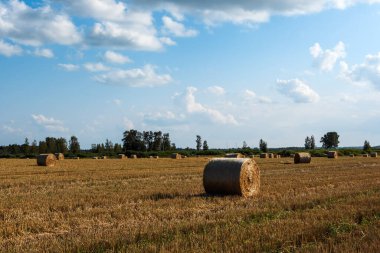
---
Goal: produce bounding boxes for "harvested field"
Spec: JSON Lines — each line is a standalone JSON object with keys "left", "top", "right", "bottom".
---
{"left": 0, "top": 157, "right": 380, "bottom": 252}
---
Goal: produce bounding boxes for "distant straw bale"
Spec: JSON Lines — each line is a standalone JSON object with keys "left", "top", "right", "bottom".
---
{"left": 130, "top": 155, "right": 137, "bottom": 159}
{"left": 102, "top": 156, "right": 108, "bottom": 159}
{"left": 260, "top": 153, "right": 268, "bottom": 158}
{"left": 203, "top": 158, "right": 260, "bottom": 197}
{"left": 268, "top": 153, "right": 274, "bottom": 158}
{"left": 224, "top": 153, "right": 244, "bottom": 158}
{"left": 54, "top": 153, "right": 64, "bottom": 160}
{"left": 363, "top": 154, "right": 369, "bottom": 157}
{"left": 349, "top": 154, "right": 355, "bottom": 157}
{"left": 371, "top": 152, "right": 378, "bottom": 158}
{"left": 274, "top": 154, "right": 281, "bottom": 158}
{"left": 118, "top": 154, "right": 126, "bottom": 159}
{"left": 37, "top": 154, "right": 56, "bottom": 167}
{"left": 294, "top": 152, "right": 311, "bottom": 164}
{"left": 171, "top": 153, "right": 181, "bottom": 159}
{"left": 92, "top": 156, "right": 98, "bottom": 159}
{"left": 327, "top": 151, "right": 338, "bottom": 159}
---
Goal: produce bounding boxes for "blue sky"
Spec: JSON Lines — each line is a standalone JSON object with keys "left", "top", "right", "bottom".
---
{"left": 1, "top": 0, "right": 380, "bottom": 149}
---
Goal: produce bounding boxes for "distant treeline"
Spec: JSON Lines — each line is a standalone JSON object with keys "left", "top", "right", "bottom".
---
{"left": 0, "top": 129, "right": 378, "bottom": 158}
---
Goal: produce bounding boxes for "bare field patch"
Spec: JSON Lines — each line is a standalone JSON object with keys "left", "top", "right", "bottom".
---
{"left": 1, "top": 157, "right": 380, "bottom": 252}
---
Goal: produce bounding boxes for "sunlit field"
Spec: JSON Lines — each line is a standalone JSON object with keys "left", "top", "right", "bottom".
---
{"left": 1, "top": 157, "right": 379, "bottom": 252}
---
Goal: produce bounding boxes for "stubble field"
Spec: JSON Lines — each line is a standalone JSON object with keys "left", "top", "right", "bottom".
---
{"left": 1, "top": 157, "right": 380, "bottom": 252}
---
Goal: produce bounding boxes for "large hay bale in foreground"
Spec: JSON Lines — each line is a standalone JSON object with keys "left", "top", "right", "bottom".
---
{"left": 327, "top": 151, "right": 338, "bottom": 159}
{"left": 54, "top": 153, "right": 64, "bottom": 160}
{"left": 260, "top": 153, "right": 268, "bottom": 158}
{"left": 294, "top": 152, "right": 311, "bottom": 164}
{"left": 203, "top": 158, "right": 260, "bottom": 197}
{"left": 37, "top": 154, "right": 56, "bottom": 167}
{"left": 171, "top": 153, "right": 181, "bottom": 159}
{"left": 371, "top": 152, "right": 378, "bottom": 158}
{"left": 118, "top": 154, "right": 126, "bottom": 159}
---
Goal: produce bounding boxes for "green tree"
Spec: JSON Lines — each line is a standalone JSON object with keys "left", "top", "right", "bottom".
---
{"left": 310, "top": 135, "right": 316, "bottom": 149}
{"left": 320, "top": 132, "right": 340, "bottom": 149}
{"left": 259, "top": 139, "right": 268, "bottom": 152}
{"left": 56, "top": 137, "right": 68, "bottom": 153}
{"left": 363, "top": 140, "right": 371, "bottom": 152}
{"left": 21, "top": 137, "right": 30, "bottom": 155}
{"left": 304, "top": 136, "right": 311, "bottom": 149}
{"left": 242, "top": 141, "right": 248, "bottom": 149}
{"left": 69, "top": 136, "right": 80, "bottom": 154}
{"left": 45, "top": 137, "right": 57, "bottom": 153}
{"left": 196, "top": 135, "right": 202, "bottom": 151}
{"left": 162, "top": 133, "right": 171, "bottom": 151}
{"left": 31, "top": 140, "right": 38, "bottom": 155}
{"left": 39, "top": 141, "right": 47, "bottom": 154}
{"left": 152, "top": 131, "right": 162, "bottom": 151}
{"left": 203, "top": 140, "right": 209, "bottom": 151}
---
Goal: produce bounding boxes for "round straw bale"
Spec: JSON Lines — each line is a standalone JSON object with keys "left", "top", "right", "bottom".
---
{"left": 371, "top": 152, "right": 378, "bottom": 157}
{"left": 224, "top": 153, "right": 244, "bottom": 158}
{"left": 260, "top": 153, "right": 268, "bottom": 158}
{"left": 118, "top": 154, "right": 126, "bottom": 159}
{"left": 268, "top": 153, "right": 274, "bottom": 158}
{"left": 54, "top": 153, "right": 64, "bottom": 160}
{"left": 171, "top": 153, "right": 181, "bottom": 159}
{"left": 363, "top": 154, "right": 369, "bottom": 157}
{"left": 130, "top": 155, "right": 137, "bottom": 159}
{"left": 327, "top": 151, "right": 338, "bottom": 159}
{"left": 203, "top": 158, "right": 260, "bottom": 197}
{"left": 294, "top": 152, "right": 311, "bottom": 164}
{"left": 37, "top": 154, "right": 56, "bottom": 167}
{"left": 349, "top": 154, "right": 355, "bottom": 157}
{"left": 92, "top": 156, "right": 98, "bottom": 159}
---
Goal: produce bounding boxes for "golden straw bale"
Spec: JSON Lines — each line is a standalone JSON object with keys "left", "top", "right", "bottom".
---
{"left": 363, "top": 154, "right": 369, "bottom": 157}
{"left": 294, "top": 152, "right": 311, "bottom": 164}
{"left": 371, "top": 152, "right": 378, "bottom": 158}
{"left": 37, "top": 154, "right": 56, "bottom": 167}
{"left": 327, "top": 151, "right": 338, "bottom": 159}
{"left": 130, "top": 155, "right": 137, "bottom": 159}
{"left": 171, "top": 153, "right": 181, "bottom": 159}
{"left": 118, "top": 154, "right": 126, "bottom": 159}
{"left": 203, "top": 158, "right": 260, "bottom": 197}
{"left": 224, "top": 153, "right": 244, "bottom": 158}
{"left": 260, "top": 153, "right": 268, "bottom": 158}
{"left": 54, "top": 153, "right": 64, "bottom": 160}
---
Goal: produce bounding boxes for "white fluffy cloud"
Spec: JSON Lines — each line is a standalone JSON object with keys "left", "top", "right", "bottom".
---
{"left": 277, "top": 78, "right": 320, "bottom": 103}
{"left": 309, "top": 41, "right": 346, "bottom": 71}
{"left": 243, "top": 89, "right": 272, "bottom": 104}
{"left": 84, "top": 62, "right": 109, "bottom": 72}
{"left": 0, "top": 0, "right": 81, "bottom": 46}
{"left": 0, "top": 40, "right": 22, "bottom": 56}
{"left": 33, "top": 48, "right": 54, "bottom": 58}
{"left": 31, "top": 114, "right": 68, "bottom": 132}
{"left": 340, "top": 53, "right": 380, "bottom": 90}
{"left": 206, "top": 86, "right": 225, "bottom": 96}
{"left": 58, "top": 63, "right": 80, "bottom": 71}
{"left": 104, "top": 50, "right": 131, "bottom": 64}
{"left": 138, "top": 0, "right": 373, "bottom": 26}
{"left": 162, "top": 16, "right": 198, "bottom": 37}
{"left": 87, "top": 20, "right": 162, "bottom": 51}
{"left": 94, "top": 64, "right": 172, "bottom": 87}
{"left": 185, "top": 87, "right": 238, "bottom": 125}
